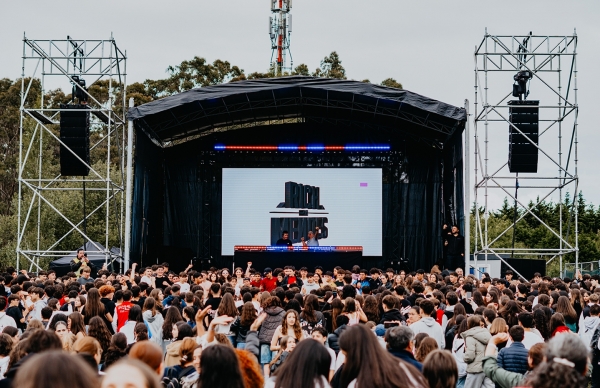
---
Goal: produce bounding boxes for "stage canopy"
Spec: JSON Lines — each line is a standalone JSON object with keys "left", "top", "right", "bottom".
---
{"left": 128, "top": 76, "right": 467, "bottom": 272}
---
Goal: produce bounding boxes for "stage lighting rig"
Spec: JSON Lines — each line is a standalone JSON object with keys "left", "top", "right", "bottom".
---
{"left": 71, "top": 75, "right": 88, "bottom": 103}
{"left": 512, "top": 70, "right": 532, "bottom": 101}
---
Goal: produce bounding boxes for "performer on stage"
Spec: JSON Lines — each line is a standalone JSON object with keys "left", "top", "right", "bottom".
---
{"left": 275, "top": 230, "right": 293, "bottom": 246}
{"left": 301, "top": 226, "right": 321, "bottom": 247}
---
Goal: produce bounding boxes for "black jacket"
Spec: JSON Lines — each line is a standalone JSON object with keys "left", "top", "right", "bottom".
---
{"left": 388, "top": 349, "right": 423, "bottom": 372}
{"left": 379, "top": 309, "right": 405, "bottom": 324}
{"left": 328, "top": 324, "right": 348, "bottom": 354}
{"left": 445, "top": 234, "right": 465, "bottom": 256}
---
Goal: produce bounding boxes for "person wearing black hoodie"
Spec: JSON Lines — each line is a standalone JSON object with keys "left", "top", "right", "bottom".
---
{"left": 379, "top": 295, "right": 405, "bottom": 324}
{"left": 327, "top": 315, "right": 350, "bottom": 355}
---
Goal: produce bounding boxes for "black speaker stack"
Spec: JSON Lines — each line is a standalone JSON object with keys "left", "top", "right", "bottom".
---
{"left": 59, "top": 104, "right": 90, "bottom": 176}
{"left": 508, "top": 100, "right": 539, "bottom": 173}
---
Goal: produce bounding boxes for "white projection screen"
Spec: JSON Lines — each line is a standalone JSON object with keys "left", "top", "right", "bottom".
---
{"left": 222, "top": 168, "right": 382, "bottom": 256}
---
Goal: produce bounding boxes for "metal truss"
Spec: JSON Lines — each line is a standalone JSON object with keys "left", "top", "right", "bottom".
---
{"left": 472, "top": 30, "right": 578, "bottom": 278}
{"left": 17, "top": 34, "right": 128, "bottom": 272}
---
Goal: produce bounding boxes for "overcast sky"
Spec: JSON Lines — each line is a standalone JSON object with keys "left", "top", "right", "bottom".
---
{"left": 2, "top": 0, "right": 599, "bottom": 209}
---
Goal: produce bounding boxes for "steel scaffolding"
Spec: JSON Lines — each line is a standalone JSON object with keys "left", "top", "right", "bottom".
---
{"left": 473, "top": 30, "right": 578, "bottom": 278}
{"left": 17, "top": 34, "right": 128, "bottom": 272}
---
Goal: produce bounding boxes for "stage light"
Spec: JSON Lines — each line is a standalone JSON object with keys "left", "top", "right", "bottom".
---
{"left": 234, "top": 245, "right": 363, "bottom": 252}
{"left": 214, "top": 144, "right": 390, "bottom": 152}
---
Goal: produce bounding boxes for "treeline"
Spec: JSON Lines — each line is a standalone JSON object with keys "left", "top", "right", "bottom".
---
{"left": 470, "top": 193, "right": 600, "bottom": 274}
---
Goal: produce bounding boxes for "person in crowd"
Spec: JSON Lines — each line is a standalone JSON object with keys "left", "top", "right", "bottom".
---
{"left": 267, "top": 335, "right": 296, "bottom": 376}
{"left": 68, "top": 312, "right": 87, "bottom": 341}
{"left": 162, "top": 337, "right": 198, "bottom": 384}
{"left": 408, "top": 300, "right": 445, "bottom": 348}
{"left": 119, "top": 305, "right": 146, "bottom": 345}
{"left": 517, "top": 312, "right": 545, "bottom": 349}
{"left": 555, "top": 296, "right": 578, "bottom": 332}
{"left": 461, "top": 315, "right": 493, "bottom": 388}
{"left": 271, "top": 309, "right": 303, "bottom": 356}
{"left": 334, "top": 324, "right": 428, "bottom": 388}
{"left": 384, "top": 325, "right": 422, "bottom": 371}
{"left": 265, "top": 338, "right": 331, "bottom": 388}
{"left": 13, "top": 350, "right": 99, "bottom": 388}
{"left": 129, "top": 340, "right": 164, "bottom": 378}
{"left": 422, "top": 350, "right": 458, "bottom": 388}
{"left": 0, "top": 334, "right": 13, "bottom": 379}
{"left": 102, "top": 332, "right": 128, "bottom": 371}
{"left": 164, "top": 322, "right": 193, "bottom": 367}
{"left": 87, "top": 316, "right": 112, "bottom": 363}
{"left": 102, "top": 358, "right": 162, "bottom": 388}
{"left": 549, "top": 313, "right": 571, "bottom": 337}
{"left": 73, "top": 336, "right": 103, "bottom": 373}
{"left": 415, "top": 337, "right": 438, "bottom": 363}
{"left": 142, "top": 297, "right": 164, "bottom": 346}
{"left": 311, "top": 326, "right": 338, "bottom": 381}
{"left": 496, "top": 325, "right": 529, "bottom": 374}
{"left": 299, "top": 294, "right": 324, "bottom": 336}
{"left": 194, "top": 344, "right": 246, "bottom": 388}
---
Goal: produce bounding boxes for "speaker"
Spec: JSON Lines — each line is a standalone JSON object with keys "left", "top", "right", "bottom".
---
{"left": 60, "top": 104, "right": 90, "bottom": 176}
{"left": 508, "top": 100, "right": 539, "bottom": 173}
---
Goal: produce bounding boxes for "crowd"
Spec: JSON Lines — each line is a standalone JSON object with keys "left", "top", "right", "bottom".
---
{"left": 0, "top": 248, "right": 597, "bottom": 388}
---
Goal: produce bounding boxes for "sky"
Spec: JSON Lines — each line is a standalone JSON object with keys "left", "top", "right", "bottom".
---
{"left": 1, "top": 0, "right": 599, "bottom": 210}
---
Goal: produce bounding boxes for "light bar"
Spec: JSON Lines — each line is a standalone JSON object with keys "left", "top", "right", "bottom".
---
{"left": 214, "top": 145, "right": 389, "bottom": 151}
{"left": 234, "top": 245, "right": 363, "bottom": 252}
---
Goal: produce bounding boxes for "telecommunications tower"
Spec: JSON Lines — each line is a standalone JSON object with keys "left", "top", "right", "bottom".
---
{"left": 269, "top": 0, "right": 292, "bottom": 75}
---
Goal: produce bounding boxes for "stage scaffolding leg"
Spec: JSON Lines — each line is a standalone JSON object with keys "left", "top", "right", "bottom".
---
{"left": 124, "top": 97, "right": 134, "bottom": 272}
{"left": 464, "top": 99, "right": 470, "bottom": 273}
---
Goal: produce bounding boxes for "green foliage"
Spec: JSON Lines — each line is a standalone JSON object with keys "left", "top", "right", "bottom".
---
{"left": 470, "top": 194, "right": 600, "bottom": 276}
{"left": 380, "top": 78, "right": 403, "bottom": 89}
{"left": 313, "top": 51, "right": 346, "bottom": 79}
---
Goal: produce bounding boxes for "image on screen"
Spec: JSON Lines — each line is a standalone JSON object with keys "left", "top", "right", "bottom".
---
{"left": 222, "top": 168, "right": 382, "bottom": 256}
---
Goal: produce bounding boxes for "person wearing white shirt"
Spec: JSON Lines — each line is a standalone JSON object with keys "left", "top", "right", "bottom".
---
{"left": 409, "top": 300, "right": 445, "bottom": 349}
{"left": 518, "top": 312, "right": 544, "bottom": 350}
{"left": 312, "top": 327, "right": 337, "bottom": 381}
{"left": 178, "top": 272, "right": 191, "bottom": 294}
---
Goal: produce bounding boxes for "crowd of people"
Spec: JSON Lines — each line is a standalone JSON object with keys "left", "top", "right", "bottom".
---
{"left": 0, "top": 248, "right": 597, "bottom": 388}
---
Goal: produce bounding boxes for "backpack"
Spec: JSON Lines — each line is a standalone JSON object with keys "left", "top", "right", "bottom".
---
{"left": 162, "top": 365, "right": 195, "bottom": 388}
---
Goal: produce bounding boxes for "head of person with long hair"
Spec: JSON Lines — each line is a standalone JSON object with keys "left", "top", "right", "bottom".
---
{"left": 129, "top": 340, "right": 164, "bottom": 377}
{"left": 331, "top": 298, "right": 344, "bottom": 330}
{"left": 74, "top": 336, "right": 103, "bottom": 368}
{"left": 533, "top": 308, "right": 550, "bottom": 340}
{"left": 87, "top": 316, "right": 112, "bottom": 356}
{"left": 362, "top": 295, "right": 380, "bottom": 323}
{"left": 178, "top": 337, "right": 199, "bottom": 367}
{"left": 422, "top": 350, "right": 458, "bottom": 388}
{"left": 196, "top": 344, "right": 245, "bottom": 388}
{"left": 135, "top": 322, "right": 149, "bottom": 342}
{"left": 240, "top": 302, "right": 258, "bottom": 327}
{"left": 338, "top": 324, "right": 428, "bottom": 388}
{"left": 103, "top": 332, "right": 128, "bottom": 370}
{"left": 128, "top": 304, "right": 144, "bottom": 324}
{"left": 415, "top": 337, "right": 438, "bottom": 363}
{"left": 235, "top": 348, "right": 264, "bottom": 388}
{"left": 102, "top": 358, "right": 162, "bottom": 388}
{"left": 555, "top": 296, "right": 578, "bottom": 322}
{"left": 271, "top": 337, "right": 330, "bottom": 388}
{"left": 84, "top": 288, "right": 106, "bottom": 320}
{"left": 524, "top": 334, "right": 588, "bottom": 388}
{"left": 14, "top": 350, "right": 99, "bottom": 388}
{"left": 143, "top": 297, "right": 158, "bottom": 316}
{"left": 281, "top": 309, "right": 303, "bottom": 341}
{"left": 162, "top": 306, "right": 184, "bottom": 341}
{"left": 48, "top": 313, "right": 68, "bottom": 332}
{"left": 489, "top": 317, "right": 508, "bottom": 335}
{"left": 499, "top": 300, "right": 521, "bottom": 327}
{"left": 301, "top": 294, "right": 320, "bottom": 323}
{"left": 175, "top": 322, "right": 194, "bottom": 341}
{"left": 217, "top": 293, "right": 239, "bottom": 318}
{"left": 549, "top": 313, "right": 567, "bottom": 335}
{"left": 68, "top": 312, "right": 86, "bottom": 336}
{"left": 342, "top": 298, "right": 357, "bottom": 313}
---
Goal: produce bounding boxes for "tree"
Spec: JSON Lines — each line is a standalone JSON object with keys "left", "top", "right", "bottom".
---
{"left": 313, "top": 52, "right": 346, "bottom": 79}
{"left": 292, "top": 64, "right": 310, "bottom": 76}
{"left": 381, "top": 78, "right": 403, "bottom": 89}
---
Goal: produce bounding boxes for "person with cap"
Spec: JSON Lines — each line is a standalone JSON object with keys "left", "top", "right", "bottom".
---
{"left": 260, "top": 268, "right": 278, "bottom": 293}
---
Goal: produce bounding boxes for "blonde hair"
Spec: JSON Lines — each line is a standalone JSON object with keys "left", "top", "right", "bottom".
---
{"left": 489, "top": 317, "right": 508, "bottom": 335}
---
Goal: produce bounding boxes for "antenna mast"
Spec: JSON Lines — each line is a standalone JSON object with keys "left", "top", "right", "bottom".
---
{"left": 269, "top": 0, "right": 292, "bottom": 75}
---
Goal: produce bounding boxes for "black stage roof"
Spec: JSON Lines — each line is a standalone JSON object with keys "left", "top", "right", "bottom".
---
{"left": 128, "top": 76, "right": 467, "bottom": 147}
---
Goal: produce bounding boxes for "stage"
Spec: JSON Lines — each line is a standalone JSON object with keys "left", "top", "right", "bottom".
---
{"left": 128, "top": 77, "right": 467, "bottom": 272}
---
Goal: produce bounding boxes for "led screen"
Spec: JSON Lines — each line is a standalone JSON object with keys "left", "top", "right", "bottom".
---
{"left": 222, "top": 168, "right": 382, "bottom": 256}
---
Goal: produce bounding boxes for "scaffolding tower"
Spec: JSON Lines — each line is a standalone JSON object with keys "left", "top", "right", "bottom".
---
{"left": 472, "top": 30, "right": 579, "bottom": 278}
{"left": 17, "top": 34, "right": 128, "bottom": 272}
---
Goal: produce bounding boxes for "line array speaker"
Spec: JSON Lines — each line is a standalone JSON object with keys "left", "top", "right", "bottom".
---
{"left": 60, "top": 104, "right": 90, "bottom": 176}
{"left": 508, "top": 100, "right": 539, "bottom": 173}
